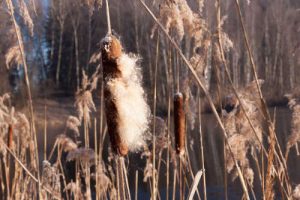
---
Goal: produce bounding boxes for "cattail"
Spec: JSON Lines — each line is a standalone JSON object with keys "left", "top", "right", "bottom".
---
{"left": 101, "top": 35, "right": 150, "bottom": 156}
{"left": 7, "top": 124, "right": 13, "bottom": 149}
{"left": 174, "top": 92, "right": 185, "bottom": 156}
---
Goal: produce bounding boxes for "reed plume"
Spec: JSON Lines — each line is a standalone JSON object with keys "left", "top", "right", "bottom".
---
{"left": 285, "top": 90, "right": 300, "bottom": 158}
{"left": 293, "top": 184, "right": 300, "bottom": 200}
{"left": 5, "top": 45, "right": 22, "bottom": 69}
{"left": 66, "top": 116, "right": 81, "bottom": 137}
{"left": 222, "top": 80, "right": 264, "bottom": 185}
{"left": 18, "top": 0, "right": 34, "bottom": 36}
{"left": 101, "top": 34, "right": 150, "bottom": 156}
{"left": 41, "top": 161, "right": 61, "bottom": 198}
{"left": 75, "top": 71, "right": 97, "bottom": 125}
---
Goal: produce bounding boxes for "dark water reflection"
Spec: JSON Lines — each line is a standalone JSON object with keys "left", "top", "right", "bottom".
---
{"left": 126, "top": 106, "right": 300, "bottom": 199}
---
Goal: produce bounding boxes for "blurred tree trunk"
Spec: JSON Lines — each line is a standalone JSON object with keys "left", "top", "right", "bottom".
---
{"left": 55, "top": 0, "right": 66, "bottom": 86}
{"left": 86, "top": 9, "right": 93, "bottom": 69}
{"left": 74, "top": 27, "right": 80, "bottom": 90}
{"left": 56, "top": 23, "right": 64, "bottom": 85}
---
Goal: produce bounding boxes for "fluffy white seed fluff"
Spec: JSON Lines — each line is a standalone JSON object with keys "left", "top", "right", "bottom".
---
{"left": 106, "top": 53, "right": 150, "bottom": 152}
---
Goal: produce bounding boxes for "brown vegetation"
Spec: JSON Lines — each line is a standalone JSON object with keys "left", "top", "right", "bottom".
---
{"left": 0, "top": 0, "right": 299, "bottom": 199}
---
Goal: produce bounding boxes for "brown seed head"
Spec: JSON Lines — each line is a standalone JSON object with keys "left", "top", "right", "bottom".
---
{"left": 101, "top": 35, "right": 122, "bottom": 61}
{"left": 174, "top": 92, "right": 185, "bottom": 156}
{"left": 101, "top": 35, "right": 122, "bottom": 79}
{"left": 7, "top": 124, "right": 13, "bottom": 149}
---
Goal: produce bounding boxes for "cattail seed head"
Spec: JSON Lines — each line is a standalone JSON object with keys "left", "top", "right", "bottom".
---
{"left": 102, "top": 35, "right": 128, "bottom": 156}
{"left": 7, "top": 124, "right": 13, "bottom": 149}
{"left": 174, "top": 92, "right": 185, "bottom": 156}
{"left": 101, "top": 35, "right": 150, "bottom": 156}
{"left": 101, "top": 35, "right": 122, "bottom": 64}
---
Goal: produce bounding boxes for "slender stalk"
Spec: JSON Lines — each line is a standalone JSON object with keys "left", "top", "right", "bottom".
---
{"left": 44, "top": 105, "right": 47, "bottom": 161}
{"left": 214, "top": 2, "right": 228, "bottom": 200}
{"left": 121, "top": 158, "right": 131, "bottom": 200}
{"left": 135, "top": 170, "right": 138, "bottom": 200}
{"left": 164, "top": 42, "right": 172, "bottom": 200}
{"left": 99, "top": 82, "right": 104, "bottom": 159}
{"left": 94, "top": 119, "right": 99, "bottom": 200}
{"left": 198, "top": 95, "right": 207, "bottom": 200}
{"left": 172, "top": 169, "right": 177, "bottom": 200}
{"left": 105, "top": 0, "right": 112, "bottom": 34}
{"left": 152, "top": 32, "right": 159, "bottom": 200}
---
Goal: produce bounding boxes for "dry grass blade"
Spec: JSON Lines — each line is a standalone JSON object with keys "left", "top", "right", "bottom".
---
{"left": 187, "top": 170, "right": 203, "bottom": 200}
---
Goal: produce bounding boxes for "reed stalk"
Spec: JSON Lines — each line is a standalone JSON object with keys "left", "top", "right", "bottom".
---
{"left": 151, "top": 32, "right": 159, "bottom": 200}
{"left": 135, "top": 170, "right": 138, "bottom": 200}
{"left": 198, "top": 94, "right": 207, "bottom": 200}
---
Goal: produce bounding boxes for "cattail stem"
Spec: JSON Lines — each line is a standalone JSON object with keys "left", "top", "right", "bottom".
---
{"left": 172, "top": 169, "right": 177, "bottom": 200}
{"left": 135, "top": 170, "right": 138, "bottom": 200}
{"left": 179, "top": 159, "right": 183, "bottom": 200}
{"left": 174, "top": 93, "right": 185, "bottom": 156}
{"left": 105, "top": 0, "right": 112, "bottom": 35}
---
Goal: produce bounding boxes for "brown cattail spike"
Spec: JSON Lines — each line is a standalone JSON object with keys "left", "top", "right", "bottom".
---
{"left": 174, "top": 92, "right": 185, "bottom": 156}
{"left": 101, "top": 35, "right": 128, "bottom": 156}
{"left": 7, "top": 124, "right": 13, "bottom": 149}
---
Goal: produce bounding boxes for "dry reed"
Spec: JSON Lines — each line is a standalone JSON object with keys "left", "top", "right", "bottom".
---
{"left": 293, "top": 184, "right": 300, "bottom": 200}
{"left": 222, "top": 80, "right": 264, "bottom": 185}
{"left": 285, "top": 92, "right": 300, "bottom": 158}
